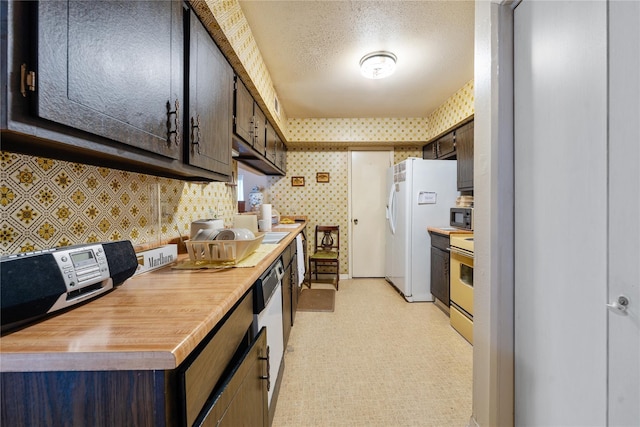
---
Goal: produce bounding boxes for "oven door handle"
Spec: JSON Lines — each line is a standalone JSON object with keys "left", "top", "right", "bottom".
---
{"left": 449, "top": 246, "right": 474, "bottom": 259}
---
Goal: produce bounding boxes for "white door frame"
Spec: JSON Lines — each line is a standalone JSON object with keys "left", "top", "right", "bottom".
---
{"left": 347, "top": 148, "right": 393, "bottom": 279}
{"left": 472, "top": 1, "right": 516, "bottom": 426}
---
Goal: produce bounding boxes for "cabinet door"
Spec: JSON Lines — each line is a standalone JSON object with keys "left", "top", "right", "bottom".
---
{"left": 276, "top": 138, "right": 287, "bottom": 172}
{"left": 430, "top": 246, "right": 450, "bottom": 305}
{"left": 282, "top": 263, "right": 293, "bottom": 347}
{"left": 199, "top": 329, "right": 268, "bottom": 427}
{"left": 437, "top": 132, "right": 456, "bottom": 158}
{"left": 234, "top": 77, "right": 254, "bottom": 145}
{"left": 187, "top": 14, "right": 232, "bottom": 177}
{"left": 265, "top": 122, "right": 278, "bottom": 164}
{"left": 291, "top": 249, "right": 299, "bottom": 324}
{"left": 423, "top": 141, "right": 438, "bottom": 159}
{"left": 37, "top": 1, "right": 182, "bottom": 159}
{"left": 456, "top": 121, "right": 474, "bottom": 190}
{"left": 253, "top": 107, "right": 267, "bottom": 155}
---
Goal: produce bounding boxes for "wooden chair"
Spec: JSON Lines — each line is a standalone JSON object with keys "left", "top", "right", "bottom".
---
{"left": 307, "top": 225, "right": 340, "bottom": 290}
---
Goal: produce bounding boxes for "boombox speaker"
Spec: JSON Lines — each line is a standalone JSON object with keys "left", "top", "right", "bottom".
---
{"left": 1, "top": 240, "right": 138, "bottom": 333}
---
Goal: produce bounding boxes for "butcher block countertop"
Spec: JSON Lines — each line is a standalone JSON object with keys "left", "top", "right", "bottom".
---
{"left": 0, "top": 223, "right": 306, "bottom": 373}
{"left": 427, "top": 226, "right": 474, "bottom": 236}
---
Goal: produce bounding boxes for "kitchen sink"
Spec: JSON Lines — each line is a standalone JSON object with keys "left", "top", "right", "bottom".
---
{"left": 261, "top": 232, "right": 290, "bottom": 244}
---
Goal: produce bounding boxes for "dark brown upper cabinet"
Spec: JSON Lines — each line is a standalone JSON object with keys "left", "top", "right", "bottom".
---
{"left": 265, "top": 121, "right": 278, "bottom": 164}
{"left": 276, "top": 138, "right": 287, "bottom": 172}
{"left": 455, "top": 120, "right": 474, "bottom": 191}
{"left": 253, "top": 107, "right": 267, "bottom": 156}
{"left": 186, "top": 11, "right": 233, "bottom": 177}
{"left": 233, "top": 76, "right": 266, "bottom": 154}
{"left": 1, "top": 1, "right": 232, "bottom": 182}
{"left": 423, "top": 132, "right": 456, "bottom": 160}
{"left": 36, "top": 0, "right": 183, "bottom": 160}
{"left": 232, "top": 76, "right": 285, "bottom": 176}
{"left": 422, "top": 119, "right": 474, "bottom": 191}
{"left": 233, "top": 77, "right": 255, "bottom": 146}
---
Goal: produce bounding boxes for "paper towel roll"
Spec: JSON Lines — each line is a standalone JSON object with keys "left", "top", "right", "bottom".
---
{"left": 233, "top": 214, "right": 258, "bottom": 234}
{"left": 260, "top": 204, "right": 272, "bottom": 231}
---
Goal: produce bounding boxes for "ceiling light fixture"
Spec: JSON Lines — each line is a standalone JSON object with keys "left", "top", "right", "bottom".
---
{"left": 359, "top": 51, "right": 397, "bottom": 79}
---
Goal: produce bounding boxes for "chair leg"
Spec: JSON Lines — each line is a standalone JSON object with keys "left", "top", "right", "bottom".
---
{"left": 336, "top": 260, "right": 339, "bottom": 291}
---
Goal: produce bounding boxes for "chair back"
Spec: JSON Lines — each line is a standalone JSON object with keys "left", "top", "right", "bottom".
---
{"left": 314, "top": 225, "right": 339, "bottom": 253}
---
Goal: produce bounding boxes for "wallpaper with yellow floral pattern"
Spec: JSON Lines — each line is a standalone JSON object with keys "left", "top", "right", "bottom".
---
{"left": 0, "top": 151, "right": 237, "bottom": 255}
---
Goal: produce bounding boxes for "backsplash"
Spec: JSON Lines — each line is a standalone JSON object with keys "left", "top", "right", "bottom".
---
{"left": 0, "top": 151, "right": 237, "bottom": 255}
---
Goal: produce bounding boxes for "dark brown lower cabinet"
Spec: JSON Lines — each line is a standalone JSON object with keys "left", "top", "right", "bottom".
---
{"left": 430, "top": 232, "right": 450, "bottom": 306}
{"left": 0, "top": 369, "right": 174, "bottom": 426}
{"left": 0, "top": 290, "right": 267, "bottom": 427}
{"left": 281, "top": 238, "right": 297, "bottom": 347}
{"left": 198, "top": 328, "right": 268, "bottom": 427}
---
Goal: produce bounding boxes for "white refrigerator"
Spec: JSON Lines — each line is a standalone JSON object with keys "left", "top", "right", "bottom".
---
{"left": 385, "top": 158, "right": 458, "bottom": 302}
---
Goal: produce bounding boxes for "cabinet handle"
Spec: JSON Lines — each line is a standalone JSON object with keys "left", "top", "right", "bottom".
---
{"left": 433, "top": 144, "right": 437, "bottom": 158}
{"left": 259, "top": 345, "right": 271, "bottom": 391}
{"left": 191, "top": 114, "right": 201, "bottom": 154}
{"left": 20, "top": 63, "right": 36, "bottom": 97}
{"left": 166, "top": 99, "right": 180, "bottom": 146}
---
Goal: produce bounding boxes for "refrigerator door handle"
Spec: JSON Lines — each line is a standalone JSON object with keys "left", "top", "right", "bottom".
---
{"left": 387, "top": 185, "right": 396, "bottom": 235}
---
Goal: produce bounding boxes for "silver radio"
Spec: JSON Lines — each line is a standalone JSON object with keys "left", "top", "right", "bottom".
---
{"left": 1, "top": 240, "right": 137, "bottom": 333}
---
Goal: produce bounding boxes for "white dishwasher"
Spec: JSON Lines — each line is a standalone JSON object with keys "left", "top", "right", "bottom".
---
{"left": 252, "top": 258, "right": 285, "bottom": 410}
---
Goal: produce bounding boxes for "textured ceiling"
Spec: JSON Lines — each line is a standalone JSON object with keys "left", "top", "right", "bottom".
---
{"left": 239, "top": 0, "right": 475, "bottom": 119}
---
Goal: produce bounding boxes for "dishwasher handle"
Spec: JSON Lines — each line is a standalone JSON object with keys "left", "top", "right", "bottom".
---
{"left": 259, "top": 345, "right": 271, "bottom": 391}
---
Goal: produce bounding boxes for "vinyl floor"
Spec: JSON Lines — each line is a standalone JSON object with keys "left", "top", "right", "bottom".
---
{"left": 272, "top": 278, "right": 473, "bottom": 427}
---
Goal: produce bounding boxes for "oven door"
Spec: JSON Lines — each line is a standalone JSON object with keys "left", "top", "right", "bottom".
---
{"left": 450, "top": 248, "right": 474, "bottom": 316}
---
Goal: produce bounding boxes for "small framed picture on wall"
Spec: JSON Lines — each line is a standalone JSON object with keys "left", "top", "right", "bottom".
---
{"left": 316, "top": 172, "right": 330, "bottom": 183}
{"left": 291, "top": 176, "right": 305, "bottom": 187}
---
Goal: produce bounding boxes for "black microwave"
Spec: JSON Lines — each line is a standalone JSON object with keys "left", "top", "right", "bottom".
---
{"left": 450, "top": 207, "right": 473, "bottom": 230}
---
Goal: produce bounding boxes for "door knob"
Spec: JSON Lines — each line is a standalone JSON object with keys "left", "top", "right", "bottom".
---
{"left": 354, "top": 219, "right": 358, "bottom": 225}
{"left": 607, "top": 295, "right": 630, "bottom": 315}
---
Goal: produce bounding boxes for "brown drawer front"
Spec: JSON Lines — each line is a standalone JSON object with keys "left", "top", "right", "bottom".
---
{"left": 184, "top": 290, "right": 254, "bottom": 426}
{"left": 200, "top": 328, "right": 268, "bottom": 427}
{"left": 430, "top": 233, "right": 450, "bottom": 250}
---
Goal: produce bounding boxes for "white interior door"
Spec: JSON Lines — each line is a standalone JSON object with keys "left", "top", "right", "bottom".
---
{"left": 514, "top": 1, "right": 608, "bottom": 424}
{"left": 515, "top": 1, "right": 640, "bottom": 425}
{"left": 608, "top": 1, "right": 640, "bottom": 424}
{"left": 350, "top": 150, "right": 392, "bottom": 277}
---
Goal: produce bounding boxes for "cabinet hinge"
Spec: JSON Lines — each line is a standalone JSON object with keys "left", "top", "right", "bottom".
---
{"left": 20, "top": 63, "right": 36, "bottom": 97}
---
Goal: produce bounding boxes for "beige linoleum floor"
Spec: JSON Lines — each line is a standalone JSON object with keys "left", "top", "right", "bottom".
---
{"left": 272, "top": 278, "right": 473, "bottom": 427}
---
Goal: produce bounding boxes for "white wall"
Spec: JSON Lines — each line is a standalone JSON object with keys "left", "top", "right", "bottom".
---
{"left": 238, "top": 163, "right": 269, "bottom": 210}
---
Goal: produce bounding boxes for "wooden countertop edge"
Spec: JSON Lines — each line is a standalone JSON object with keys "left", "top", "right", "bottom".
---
{"left": 0, "top": 351, "right": 178, "bottom": 372}
{"left": 427, "top": 226, "right": 474, "bottom": 235}
{"left": 0, "top": 223, "right": 306, "bottom": 373}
